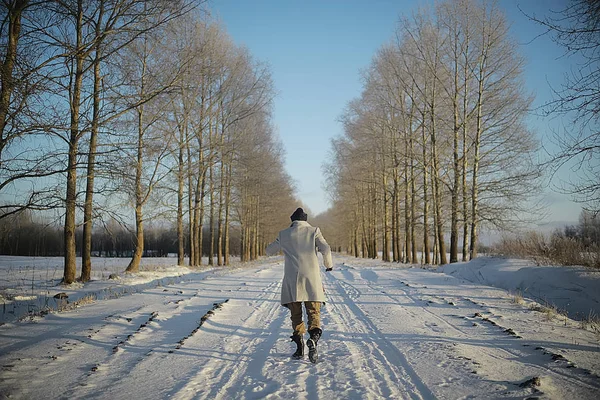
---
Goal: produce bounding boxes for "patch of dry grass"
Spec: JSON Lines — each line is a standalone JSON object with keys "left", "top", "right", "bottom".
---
{"left": 494, "top": 231, "right": 600, "bottom": 269}
{"left": 528, "top": 302, "right": 569, "bottom": 324}
{"left": 579, "top": 311, "right": 600, "bottom": 334}
{"left": 73, "top": 294, "right": 97, "bottom": 307}
{"left": 511, "top": 291, "right": 525, "bottom": 305}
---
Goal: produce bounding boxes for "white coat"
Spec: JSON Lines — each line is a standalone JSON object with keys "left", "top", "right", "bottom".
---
{"left": 266, "top": 220, "right": 333, "bottom": 305}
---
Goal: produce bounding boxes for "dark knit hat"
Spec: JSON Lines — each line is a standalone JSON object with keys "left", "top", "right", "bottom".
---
{"left": 290, "top": 207, "right": 308, "bottom": 222}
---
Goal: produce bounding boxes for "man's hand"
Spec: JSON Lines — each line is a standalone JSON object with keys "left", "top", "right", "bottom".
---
{"left": 326, "top": 267, "right": 333, "bottom": 272}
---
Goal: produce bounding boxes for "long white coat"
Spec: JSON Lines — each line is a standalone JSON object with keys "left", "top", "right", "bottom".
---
{"left": 266, "top": 221, "right": 333, "bottom": 305}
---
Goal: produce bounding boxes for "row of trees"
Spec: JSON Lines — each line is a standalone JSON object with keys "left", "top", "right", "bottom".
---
{"left": 0, "top": 1, "right": 298, "bottom": 283}
{"left": 0, "top": 210, "right": 250, "bottom": 258}
{"left": 0, "top": 210, "right": 63, "bottom": 256}
{"left": 324, "top": 0, "right": 541, "bottom": 265}
{"left": 563, "top": 210, "right": 600, "bottom": 248}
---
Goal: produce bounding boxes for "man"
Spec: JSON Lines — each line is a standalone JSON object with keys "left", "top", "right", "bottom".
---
{"left": 266, "top": 207, "right": 333, "bottom": 363}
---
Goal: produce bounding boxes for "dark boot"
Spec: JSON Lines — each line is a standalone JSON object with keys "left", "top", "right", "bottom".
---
{"left": 290, "top": 334, "right": 304, "bottom": 359}
{"left": 307, "top": 328, "right": 322, "bottom": 363}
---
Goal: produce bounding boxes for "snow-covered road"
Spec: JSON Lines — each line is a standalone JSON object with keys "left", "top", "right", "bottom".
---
{"left": 1, "top": 257, "right": 599, "bottom": 399}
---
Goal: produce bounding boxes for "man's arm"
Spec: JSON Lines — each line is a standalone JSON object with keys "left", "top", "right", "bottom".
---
{"left": 315, "top": 228, "right": 333, "bottom": 269}
{"left": 266, "top": 236, "right": 281, "bottom": 256}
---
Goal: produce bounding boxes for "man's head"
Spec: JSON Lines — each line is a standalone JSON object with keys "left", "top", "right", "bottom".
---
{"left": 290, "top": 207, "right": 308, "bottom": 222}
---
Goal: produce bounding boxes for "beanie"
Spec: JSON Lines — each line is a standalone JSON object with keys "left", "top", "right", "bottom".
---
{"left": 290, "top": 207, "right": 308, "bottom": 222}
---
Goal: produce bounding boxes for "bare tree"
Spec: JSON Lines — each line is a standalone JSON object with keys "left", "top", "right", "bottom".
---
{"left": 120, "top": 21, "right": 182, "bottom": 273}
{"left": 525, "top": 0, "right": 600, "bottom": 214}
{"left": 0, "top": 1, "right": 64, "bottom": 220}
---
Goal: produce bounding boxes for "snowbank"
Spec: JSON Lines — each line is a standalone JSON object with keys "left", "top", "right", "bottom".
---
{"left": 0, "top": 256, "right": 273, "bottom": 324}
{"left": 0, "top": 256, "right": 209, "bottom": 323}
{"left": 439, "top": 257, "right": 600, "bottom": 319}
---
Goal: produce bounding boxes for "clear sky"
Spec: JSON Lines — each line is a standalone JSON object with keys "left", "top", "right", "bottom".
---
{"left": 209, "top": 0, "right": 583, "bottom": 223}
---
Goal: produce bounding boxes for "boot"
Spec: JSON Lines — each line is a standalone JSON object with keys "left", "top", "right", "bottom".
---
{"left": 307, "top": 328, "right": 322, "bottom": 363}
{"left": 290, "top": 334, "right": 304, "bottom": 359}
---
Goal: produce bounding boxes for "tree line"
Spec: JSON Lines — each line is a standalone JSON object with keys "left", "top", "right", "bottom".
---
{"left": 0, "top": 0, "right": 298, "bottom": 283}
{"left": 0, "top": 210, "right": 249, "bottom": 258}
{"left": 324, "top": 0, "right": 541, "bottom": 265}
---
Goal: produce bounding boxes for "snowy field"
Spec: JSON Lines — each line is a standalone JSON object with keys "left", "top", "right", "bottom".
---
{"left": 0, "top": 256, "right": 222, "bottom": 323}
{"left": 0, "top": 255, "right": 599, "bottom": 399}
{"left": 439, "top": 257, "right": 600, "bottom": 320}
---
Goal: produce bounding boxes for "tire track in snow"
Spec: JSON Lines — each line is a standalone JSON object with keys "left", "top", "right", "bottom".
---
{"left": 354, "top": 269, "right": 600, "bottom": 396}
{"left": 0, "top": 299, "right": 167, "bottom": 400}
{"left": 394, "top": 279, "right": 600, "bottom": 392}
{"left": 2, "top": 265, "right": 293, "bottom": 399}
{"left": 330, "top": 270, "right": 498, "bottom": 397}
{"left": 323, "top": 271, "right": 435, "bottom": 400}
{"left": 62, "top": 288, "right": 212, "bottom": 399}
{"left": 169, "top": 279, "right": 284, "bottom": 400}
{"left": 360, "top": 276, "right": 472, "bottom": 336}
{"left": 215, "top": 280, "right": 286, "bottom": 399}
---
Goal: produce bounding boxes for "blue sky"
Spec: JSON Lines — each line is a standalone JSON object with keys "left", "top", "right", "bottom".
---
{"left": 209, "top": 0, "right": 582, "bottom": 223}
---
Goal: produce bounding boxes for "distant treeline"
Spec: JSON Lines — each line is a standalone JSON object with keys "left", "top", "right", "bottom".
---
{"left": 0, "top": 211, "right": 241, "bottom": 258}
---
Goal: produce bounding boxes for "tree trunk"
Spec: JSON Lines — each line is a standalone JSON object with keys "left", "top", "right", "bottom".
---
{"left": 431, "top": 163, "right": 439, "bottom": 265}
{"left": 240, "top": 186, "right": 247, "bottom": 262}
{"left": 240, "top": 213, "right": 246, "bottom": 262}
{"left": 208, "top": 159, "right": 214, "bottom": 265}
{"left": 191, "top": 175, "right": 200, "bottom": 266}
{"left": 125, "top": 106, "right": 145, "bottom": 273}
{"left": 450, "top": 53, "right": 460, "bottom": 264}
{"left": 392, "top": 176, "right": 398, "bottom": 262}
{"left": 64, "top": 0, "right": 85, "bottom": 284}
{"left": 217, "top": 159, "right": 224, "bottom": 266}
{"left": 382, "top": 170, "right": 390, "bottom": 262}
{"left": 353, "top": 222, "right": 359, "bottom": 257}
{"left": 360, "top": 195, "right": 367, "bottom": 258}
{"left": 81, "top": 2, "right": 105, "bottom": 281}
{"left": 470, "top": 30, "right": 488, "bottom": 261}
{"left": 216, "top": 124, "right": 225, "bottom": 266}
{"left": 430, "top": 97, "right": 447, "bottom": 265}
{"left": 223, "top": 162, "right": 232, "bottom": 265}
{"left": 207, "top": 114, "right": 215, "bottom": 265}
{"left": 403, "top": 158, "right": 410, "bottom": 263}
{"left": 254, "top": 195, "right": 260, "bottom": 259}
{"left": 462, "top": 63, "right": 470, "bottom": 262}
{"left": 126, "top": 202, "right": 144, "bottom": 272}
{"left": 190, "top": 87, "right": 206, "bottom": 266}
{"left": 125, "top": 28, "right": 150, "bottom": 274}
{"left": 187, "top": 133, "right": 195, "bottom": 266}
{"left": 177, "top": 124, "right": 185, "bottom": 266}
{"left": 0, "top": 0, "right": 27, "bottom": 152}
{"left": 470, "top": 74, "right": 484, "bottom": 260}
{"left": 421, "top": 112, "right": 431, "bottom": 264}
{"left": 410, "top": 135, "right": 417, "bottom": 263}
{"left": 371, "top": 182, "right": 378, "bottom": 259}
{"left": 394, "top": 176, "right": 401, "bottom": 262}
{"left": 197, "top": 166, "right": 206, "bottom": 265}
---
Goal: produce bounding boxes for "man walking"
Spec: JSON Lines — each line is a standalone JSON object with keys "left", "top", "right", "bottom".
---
{"left": 266, "top": 207, "right": 333, "bottom": 363}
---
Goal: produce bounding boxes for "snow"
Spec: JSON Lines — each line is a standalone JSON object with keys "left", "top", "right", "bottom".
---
{"left": 1, "top": 255, "right": 599, "bottom": 399}
{"left": 0, "top": 256, "right": 218, "bottom": 323}
{"left": 439, "top": 256, "right": 600, "bottom": 319}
